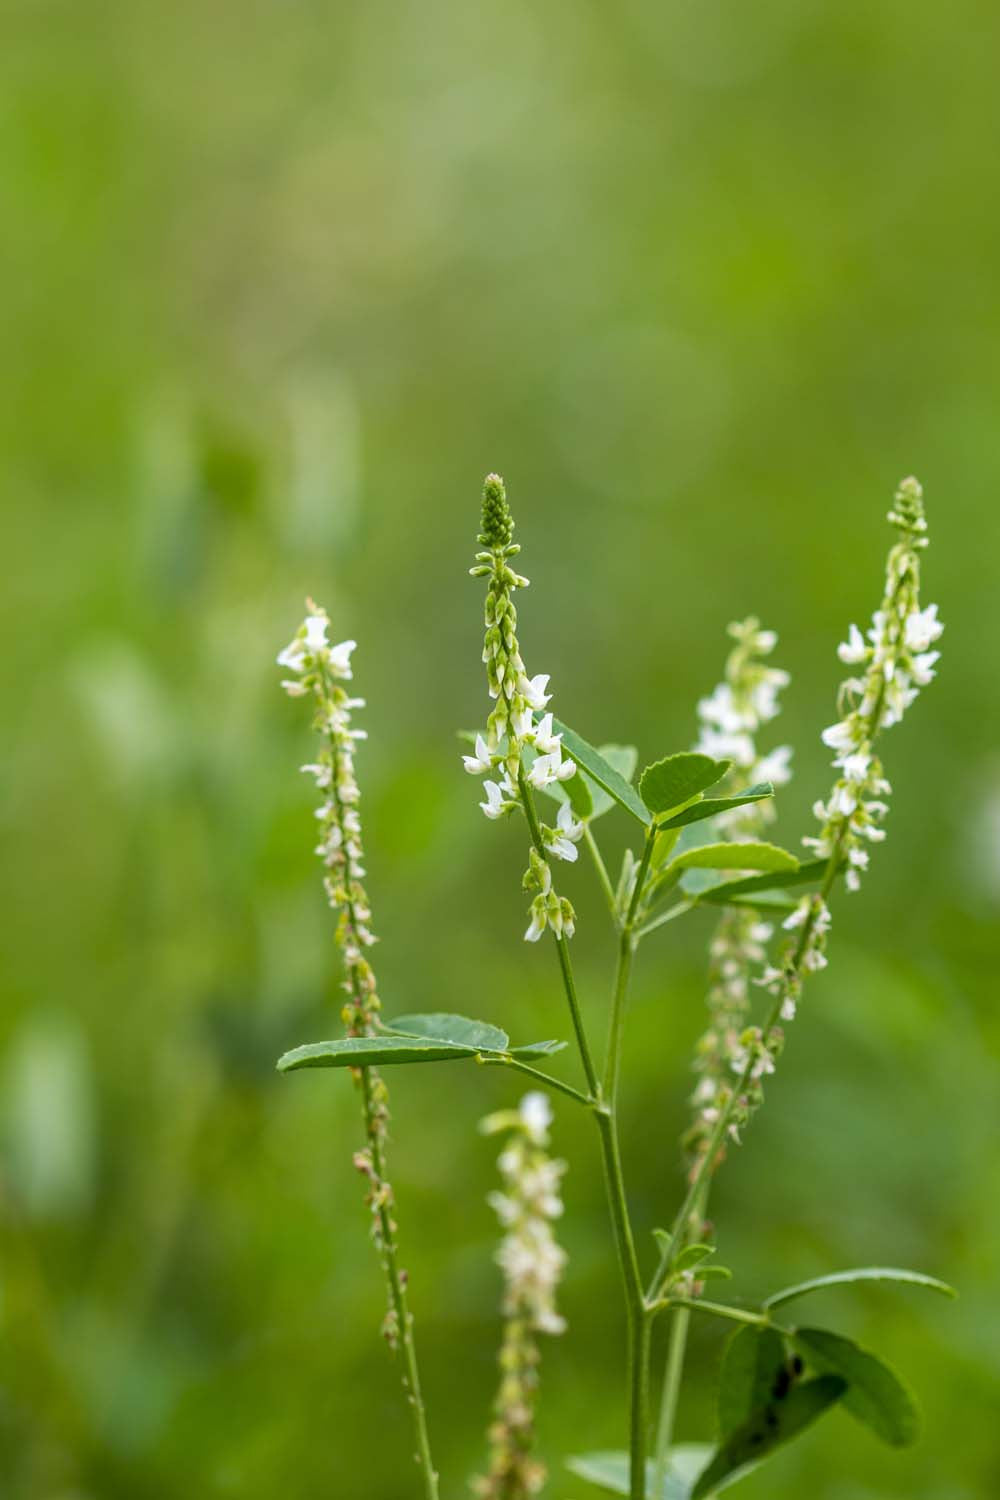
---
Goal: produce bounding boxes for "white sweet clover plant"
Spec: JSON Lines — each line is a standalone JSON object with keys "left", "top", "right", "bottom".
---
{"left": 274, "top": 477, "right": 952, "bottom": 1500}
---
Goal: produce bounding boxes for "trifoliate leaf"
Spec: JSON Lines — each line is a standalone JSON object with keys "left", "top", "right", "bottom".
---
{"left": 687, "top": 858, "right": 826, "bottom": 903}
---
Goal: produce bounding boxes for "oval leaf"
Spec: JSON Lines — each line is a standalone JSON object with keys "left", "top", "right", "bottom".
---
{"left": 791, "top": 1327, "right": 920, "bottom": 1447}
{"left": 656, "top": 783, "right": 774, "bottom": 832}
{"left": 674, "top": 1243, "right": 716, "bottom": 1272}
{"left": 639, "top": 753, "right": 731, "bottom": 816}
{"left": 718, "top": 1326, "right": 787, "bottom": 1437}
{"left": 277, "top": 1035, "right": 479, "bottom": 1072}
{"left": 691, "top": 1375, "right": 846, "bottom": 1499}
{"left": 672, "top": 842, "right": 798, "bottom": 876}
{"left": 763, "top": 1266, "right": 957, "bottom": 1309}
{"left": 552, "top": 720, "right": 650, "bottom": 825}
{"left": 387, "top": 1012, "right": 510, "bottom": 1052}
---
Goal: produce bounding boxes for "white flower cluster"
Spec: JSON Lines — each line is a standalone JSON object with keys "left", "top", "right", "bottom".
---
{"left": 695, "top": 616, "right": 793, "bottom": 834}
{"left": 474, "top": 1093, "right": 567, "bottom": 1499}
{"left": 687, "top": 619, "right": 791, "bottom": 1173}
{"left": 485, "top": 1092, "right": 568, "bottom": 1336}
{"left": 804, "top": 477, "right": 943, "bottom": 892}
{"left": 736, "top": 479, "right": 941, "bottom": 1139}
{"left": 278, "top": 601, "right": 403, "bottom": 1341}
{"left": 466, "top": 475, "right": 582, "bottom": 942}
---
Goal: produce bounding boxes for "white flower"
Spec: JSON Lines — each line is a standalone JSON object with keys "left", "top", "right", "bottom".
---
{"left": 303, "top": 614, "right": 329, "bottom": 652}
{"left": 755, "top": 744, "right": 793, "bottom": 787}
{"left": 520, "top": 674, "right": 552, "bottom": 710}
{"left": 532, "top": 712, "right": 563, "bottom": 755}
{"left": 526, "top": 751, "right": 574, "bottom": 790}
{"left": 463, "top": 733, "right": 493, "bottom": 775}
{"left": 519, "top": 1092, "right": 552, "bottom": 1144}
{"left": 524, "top": 901, "right": 547, "bottom": 941}
{"left": 480, "top": 780, "right": 511, "bottom": 819}
{"left": 547, "top": 801, "right": 584, "bottom": 862}
{"left": 821, "top": 719, "right": 859, "bottom": 753}
{"left": 911, "top": 650, "right": 940, "bottom": 686}
{"left": 904, "top": 604, "right": 943, "bottom": 652}
{"left": 837, "top": 624, "right": 868, "bottom": 664}
{"left": 327, "top": 639, "right": 357, "bottom": 678}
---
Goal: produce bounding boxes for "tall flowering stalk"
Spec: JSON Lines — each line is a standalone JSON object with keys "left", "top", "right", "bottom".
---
{"left": 277, "top": 603, "right": 439, "bottom": 1500}
{"left": 474, "top": 1093, "right": 568, "bottom": 1499}
{"left": 649, "top": 479, "right": 943, "bottom": 1314}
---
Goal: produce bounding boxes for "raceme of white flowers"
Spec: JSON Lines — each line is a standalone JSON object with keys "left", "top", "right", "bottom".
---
{"left": 474, "top": 1093, "right": 568, "bottom": 1498}
{"left": 277, "top": 602, "right": 404, "bottom": 1338}
{"left": 752, "top": 477, "right": 942, "bottom": 1088}
{"left": 688, "top": 620, "right": 791, "bottom": 1170}
{"left": 803, "top": 476, "right": 943, "bottom": 894}
{"left": 465, "top": 475, "right": 580, "bottom": 944}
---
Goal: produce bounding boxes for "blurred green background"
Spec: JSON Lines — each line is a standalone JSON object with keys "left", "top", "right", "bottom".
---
{"left": 3, "top": 2, "right": 998, "bottom": 1496}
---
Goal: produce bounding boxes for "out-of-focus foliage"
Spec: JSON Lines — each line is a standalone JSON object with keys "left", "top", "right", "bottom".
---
{"left": 2, "top": 2, "right": 998, "bottom": 1496}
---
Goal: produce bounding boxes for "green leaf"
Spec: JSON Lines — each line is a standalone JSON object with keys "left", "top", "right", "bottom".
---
{"left": 588, "top": 745, "right": 640, "bottom": 819}
{"left": 565, "top": 1447, "right": 711, "bottom": 1498}
{"left": 507, "top": 1038, "right": 568, "bottom": 1058}
{"left": 552, "top": 720, "right": 650, "bottom": 825}
{"left": 387, "top": 1012, "right": 509, "bottom": 1052}
{"left": 790, "top": 1328, "right": 920, "bottom": 1447}
{"left": 670, "top": 842, "right": 799, "bottom": 876}
{"left": 688, "top": 858, "right": 829, "bottom": 904}
{"left": 762, "top": 1266, "right": 957, "bottom": 1309}
{"left": 691, "top": 1375, "right": 846, "bottom": 1498}
{"left": 277, "top": 1035, "right": 482, "bottom": 1072}
{"left": 674, "top": 1243, "right": 716, "bottom": 1272}
{"left": 699, "top": 1265, "right": 733, "bottom": 1281}
{"left": 718, "top": 1326, "right": 787, "bottom": 1437}
{"left": 639, "top": 753, "right": 731, "bottom": 816}
{"left": 656, "top": 783, "right": 774, "bottom": 831}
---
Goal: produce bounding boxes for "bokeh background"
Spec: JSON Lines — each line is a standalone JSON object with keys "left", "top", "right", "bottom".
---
{"left": 4, "top": 2, "right": 999, "bottom": 1497}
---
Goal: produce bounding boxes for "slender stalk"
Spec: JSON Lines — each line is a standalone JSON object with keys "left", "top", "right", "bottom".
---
{"left": 518, "top": 770, "right": 600, "bottom": 1098}
{"left": 478, "top": 1054, "right": 594, "bottom": 1108}
{"left": 652, "top": 1175, "right": 708, "bottom": 1492}
{"left": 518, "top": 771, "right": 651, "bottom": 1499}
{"left": 663, "top": 1297, "right": 769, "bottom": 1327}
{"left": 653, "top": 1302, "right": 690, "bottom": 1490}
{"left": 584, "top": 823, "right": 619, "bottom": 923}
{"left": 333, "top": 771, "right": 439, "bottom": 1500}
{"left": 636, "top": 898, "right": 696, "bottom": 941}
{"left": 360, "top": 1069, "right": 439, "bottom": 1500}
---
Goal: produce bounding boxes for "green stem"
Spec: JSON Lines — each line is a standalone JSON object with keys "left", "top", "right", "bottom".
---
{"left": 332, "top": 753, "right": 438, "bottom": 1500}
{"left": 652, "top": 1176, "right": 709, "bottom": 1492}
{"left": 636, "top": 898, "right": 696, "bottom": 941}
{"left": 477, "top": 1055, "right": 594, "bottom": 1108}
{"left": 663, "top": 1297, "right": 770, "bottom": 1327}
{"left": 584, "top": 824, "right": 619, "bottom": 923}
{"left": 653, "top": 1303, "right": 690, "bottom": 1491}
{"left": 361, "top": 1069, "right": 440, "bottom": 1500}
{"left": 518, "top": 769, "right": 600, "bottom": 1098}
{"left": 519, "top": 770, "right": 649, "bottom": 1499}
